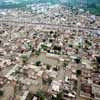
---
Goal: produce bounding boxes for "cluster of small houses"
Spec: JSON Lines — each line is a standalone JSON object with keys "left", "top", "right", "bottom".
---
{"left": 0, "top": 5, "right": 100, "bottom": 100}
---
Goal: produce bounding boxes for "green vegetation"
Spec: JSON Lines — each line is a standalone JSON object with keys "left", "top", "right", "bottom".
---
{"left": 35, "top": 49, "right": 41, "bottom": 56}
{"left": 63, "top": 62, "right": 68, "bottom": 68}
{"left": 95, "top": 56, "right": 100, "bottom": 72}
{"left": 88, "top": 4, "right": 100, "bottom": 16}
{"left": 32, "top": 48, "right": 35, "bottom": 53}
{"left": 0, "top": 90, "right": 4, "bottom": 96}
{"left": 85, "top": 40, "right": 92, "bottom": 46}
{"left": 21, "top": 55, "right": 28, "bottom": 65}
{"left": 76, "top": 69, "right": 81, "bottom": 100}
{"left": 76, "top": 70, "right": 82, "bottom": 77}
{"left": 46, "top": 64, "right": 51, "bottom": 70}
{"left": 15, "top": 70, "right": 20, "bottom": 75}
{"left": 49, "top": 39, "right": 53, "bottom": 43}
{"left": 96, "top": 56, "right": 100, "bottom": 64}
{"left": 36, "top": 90, "right": 46, "bottom": 100}
{"left": 74, "top": 57, "right": 81, "bottom": 64}
{"left": 41, "top": 44, "right": 48, "bottom": 50}
{"left": 52, "top": 92, "right": 63, "bottom": 100}
{"left": 26, "top": 92, "right": 33, "bottom": 100}
{"left": 69, "top": 44, "right": 73, "bottom": 48}
{"left": 35, "top": 61, "right": 41, "bottom": 66}
{"left": 53, "top": 67, "right": 58, "bottom": 71}
{"left": 53, "top": 45, "right": 61, "bottom": 51}
{"left": 56, "top": 92, "right": 63, "bottom": 100}
{"left": 48, "top": 77, "right": 52, "bottom": 85}
{"left": 27, "top": 42, "right": 32, "bottom": 50}
{"left": 50, "top": 31, "right": 54, "bottom": 34}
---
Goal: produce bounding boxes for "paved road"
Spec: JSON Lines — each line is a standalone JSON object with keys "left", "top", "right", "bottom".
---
{"left": 56, "top": 66, "right": 65, "bottom": 81}
{"left": 0, "top": 19, "right": 99, "bottom": 32}
{"left": 0, "top": 84, "right": 14, "bottom": 100}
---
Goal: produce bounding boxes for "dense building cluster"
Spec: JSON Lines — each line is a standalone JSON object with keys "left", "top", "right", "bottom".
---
{"left": 0, "top": 5, "right": 100, "bottom": 100}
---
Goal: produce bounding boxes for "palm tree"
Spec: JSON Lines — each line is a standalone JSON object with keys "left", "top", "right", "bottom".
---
{"left": 76, "top": 69, "right": 82, "bottom": 100}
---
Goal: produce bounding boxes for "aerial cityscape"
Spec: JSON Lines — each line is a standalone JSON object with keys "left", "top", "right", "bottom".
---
{"left": 0, "top": 0, "right": 100, "bottom": 100}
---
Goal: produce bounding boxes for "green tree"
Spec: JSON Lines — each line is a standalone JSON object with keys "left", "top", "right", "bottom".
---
{"left": 46, "top": 64, "right": 51, "bottom": 70}
{"left": 41, "top": 44, "right": 48, "bottom": 50}
{"left": 56, "top": 92, "right": 63, "bottom": 100}
{"left": 36, "top": 90, "right": 46, "bottom": 100}
{"left": 0, "top": 90, "right": 4, "bottom": 96}
{"left": 76, "top": 69, "right": 82, "bottom": 100}
{"left": 76, "top": 70, "right": 81, "bottom": 77}
{"left": 35, "top": 61, "right": 41, "bottom": 66}
{"left": 63, "top": 62, "right": 68, "bottom": 68}
{"left": 35, "top": 49, "right": 41, "bottom": 56}
{"left": 50, "top": 31, "right": 53, "bottom": 34}
{"left": 21, "top": 55, "right": 28, "bottom": 65}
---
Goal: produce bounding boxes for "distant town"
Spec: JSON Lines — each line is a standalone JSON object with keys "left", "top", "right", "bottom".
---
{"left": 0, "top": 3, "right": 100, "bottom": 100}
